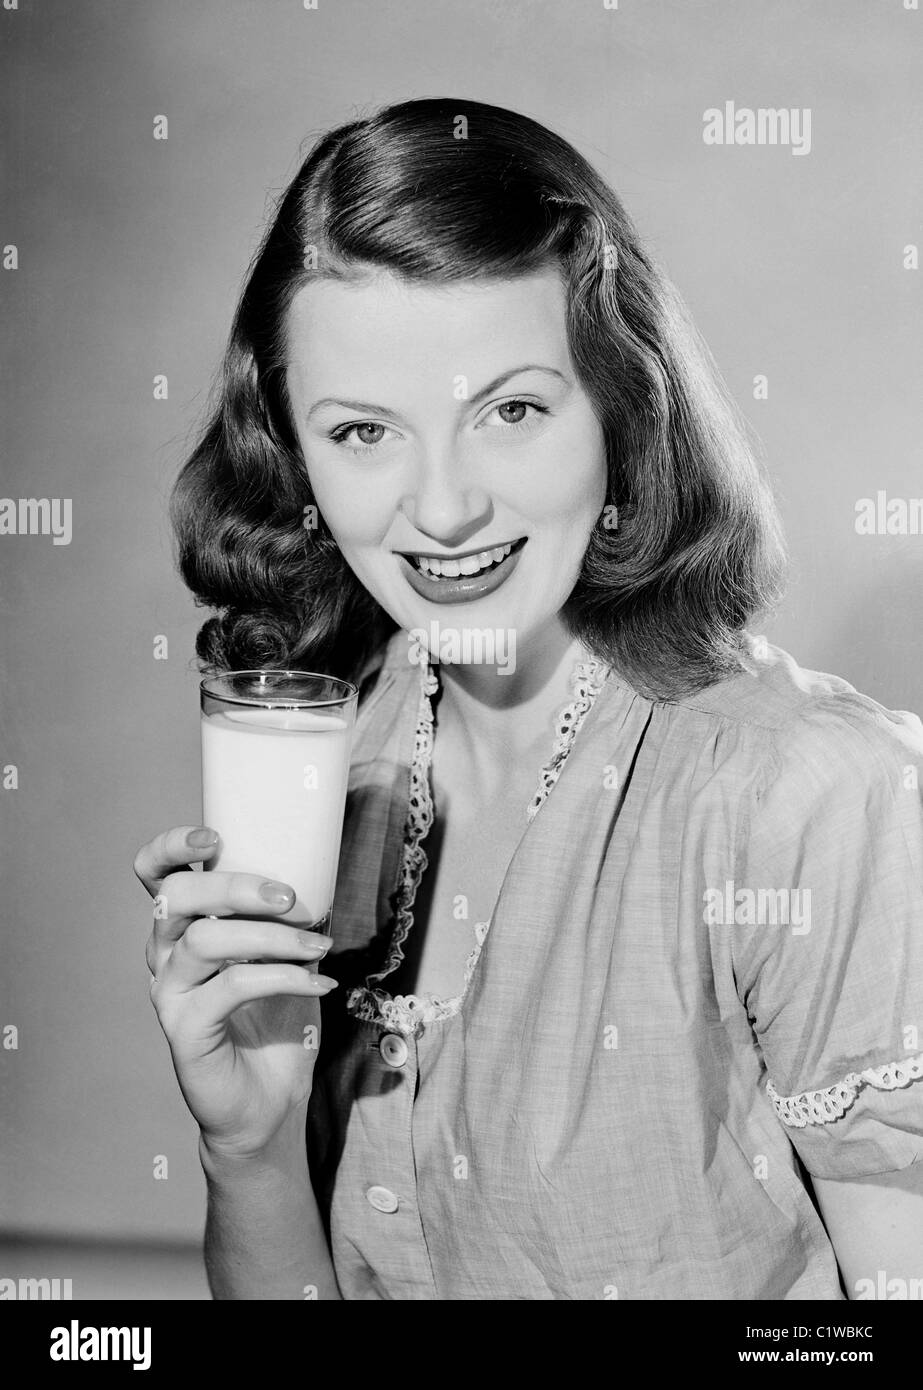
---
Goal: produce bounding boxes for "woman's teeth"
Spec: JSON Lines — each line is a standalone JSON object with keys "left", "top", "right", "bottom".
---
{"left": 414, "top": 543, "right": 513, "bottom": 579}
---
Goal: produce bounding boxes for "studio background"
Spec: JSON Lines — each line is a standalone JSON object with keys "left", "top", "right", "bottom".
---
{"left": 1, "top": 0, "right": 920, "bottom": 1298}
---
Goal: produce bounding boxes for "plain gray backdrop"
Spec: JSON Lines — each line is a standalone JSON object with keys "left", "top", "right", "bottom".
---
{"left": 1, "top": 0, "right": 921, "bottom": 1259}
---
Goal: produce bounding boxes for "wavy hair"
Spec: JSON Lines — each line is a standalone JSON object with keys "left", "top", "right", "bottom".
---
{"left": 171, "top": 96, "right": 787, "bottom": 699}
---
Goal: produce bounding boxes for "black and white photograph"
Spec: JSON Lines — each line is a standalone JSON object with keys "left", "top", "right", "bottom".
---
{"left": 2, "top": 0, "right": 922, "bottom": 1350}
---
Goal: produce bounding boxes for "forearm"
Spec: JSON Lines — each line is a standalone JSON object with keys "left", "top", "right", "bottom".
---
{"left": 199, "top": 1104, "right": 342, "bottom": 1300}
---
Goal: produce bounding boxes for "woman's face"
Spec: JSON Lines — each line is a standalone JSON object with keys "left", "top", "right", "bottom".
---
{"left": 285, "top": 266, "right": 607, "bottom": 657}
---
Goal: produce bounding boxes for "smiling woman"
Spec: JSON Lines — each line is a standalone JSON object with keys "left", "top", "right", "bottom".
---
{"left": 136, "top": 97, "right": 923, "bottom": 1303}
{"left": 284, "top": 269, "right": 607, "bottom": 635}
{"left": 169, "top": 96, "right": 785, "bottom": 698}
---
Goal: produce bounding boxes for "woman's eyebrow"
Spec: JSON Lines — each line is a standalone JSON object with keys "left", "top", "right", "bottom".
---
{"left": 304, "top": 364, "right": 569, "bottom": 423}
{"left": 470, "top": 364, "right": 568, "bottom": 402}
{"left": 305, "top": 395, "right": 395, "bottom": 422}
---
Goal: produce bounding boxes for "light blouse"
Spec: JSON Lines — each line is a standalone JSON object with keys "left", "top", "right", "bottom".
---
{"left": 305, "top": 629, "right": 923, "bottom": 1300}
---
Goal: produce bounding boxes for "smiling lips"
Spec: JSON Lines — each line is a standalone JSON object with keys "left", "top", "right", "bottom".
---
{"left": 410, "top": 541, "right": 514, "bottom": 579}
{"left": 397, "top": 537, "right": 527, "bottom": 603}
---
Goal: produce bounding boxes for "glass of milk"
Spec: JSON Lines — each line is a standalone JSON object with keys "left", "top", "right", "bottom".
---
{"left": 200, "top": 670, "right": 358, "bottom": 937}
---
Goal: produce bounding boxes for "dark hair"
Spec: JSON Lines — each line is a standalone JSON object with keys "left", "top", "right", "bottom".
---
{"left": 171, "top": 96, "right": 787, "bottom": 699}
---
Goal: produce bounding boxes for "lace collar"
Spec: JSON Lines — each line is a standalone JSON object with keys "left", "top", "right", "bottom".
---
{"left": 345, "top": 650, "right": 610, "bottom": 1037}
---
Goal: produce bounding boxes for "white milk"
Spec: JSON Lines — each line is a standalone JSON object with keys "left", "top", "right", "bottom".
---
{"left": 201, "top": 706, "right": 352, "bottom": 929}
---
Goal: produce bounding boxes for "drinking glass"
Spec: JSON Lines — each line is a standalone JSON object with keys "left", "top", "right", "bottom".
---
{"left": 200, "top": 670, "right": 358, "bottom": 935}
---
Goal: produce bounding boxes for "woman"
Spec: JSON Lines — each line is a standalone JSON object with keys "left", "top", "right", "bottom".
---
{"left": 135, "top": 97, "right": 923, "bottom": 1300}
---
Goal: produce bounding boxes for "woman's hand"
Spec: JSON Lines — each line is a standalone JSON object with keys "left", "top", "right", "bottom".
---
{"left": 134, "top": 824, "right": 337, "bottom": 1163}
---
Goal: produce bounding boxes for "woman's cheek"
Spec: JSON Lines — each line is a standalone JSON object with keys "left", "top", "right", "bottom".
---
{"left": 517, "top": 467, "right": 603, "bottom": 530}
{"left": 306, "top": 468, "right": 388, "bottom": 546}
{"left": 523, "top": 424, "right": 605, "bottom": 515}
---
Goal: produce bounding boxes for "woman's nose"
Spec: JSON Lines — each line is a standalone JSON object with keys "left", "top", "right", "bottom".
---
{"left": 398, "top": 448, "right": 492, "bottom": 544}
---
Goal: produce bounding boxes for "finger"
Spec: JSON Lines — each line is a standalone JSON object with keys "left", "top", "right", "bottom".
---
{"left": 151, "top": 871, "right": 297, "bottom": 963}
{"left": 162, "top": 918, "right": 333, "bottom": 990}
{"left": 134, "top": 826, "right": 220, "bottom": 896}
{"left": 186, "top": 962, "right": 339, "bottom": 1030}
{"left": 147, "top": 869, "right": 298, "bottom": 977}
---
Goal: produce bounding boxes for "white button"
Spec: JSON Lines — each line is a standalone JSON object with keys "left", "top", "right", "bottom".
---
{"left": 379, "top": 1032, "right": 409, "bottom": 1068}
{"left": 366, "top": 1185, "right": 399, "bottom": 1214}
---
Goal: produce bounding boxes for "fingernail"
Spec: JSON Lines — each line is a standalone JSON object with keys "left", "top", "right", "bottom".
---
{"left": 259, "top": 880, "right": 294, "bottom": 908}
{"left": 187, "top": 828, "right": 219, "bottom": 848}
{"left": 316, "top": 975, "right": 338, "bottom": 990}
{"left": 296, "top": 935, "right": 328, "bottom": 957}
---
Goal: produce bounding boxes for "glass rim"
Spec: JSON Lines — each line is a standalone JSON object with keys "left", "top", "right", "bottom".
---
{"left": 200, "top": 668, "right": 358, "bottom": 710}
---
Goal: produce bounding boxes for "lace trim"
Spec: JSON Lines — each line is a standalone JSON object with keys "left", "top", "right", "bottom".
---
{"left": 346, "top": 650, "right": 610, "bottom": 1037}
{"left": 526, "top": 659, "right": 611, "bottom": 822}
{"left": 767, "top": 1052, "right": 923, "bottom": 1129}
{"left": 346, "top": 922, "right": 491, "bottom": 1035}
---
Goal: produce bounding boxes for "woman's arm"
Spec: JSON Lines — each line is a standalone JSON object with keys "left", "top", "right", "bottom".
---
{"left": 201, "top": 1100, "right": 342, "bottom": 1300}
{"left": 813, "top": 1161, "right": 923, "bottom": 1300}
{"left": 135, "top": 826, "right": 344, "bottom": 1301}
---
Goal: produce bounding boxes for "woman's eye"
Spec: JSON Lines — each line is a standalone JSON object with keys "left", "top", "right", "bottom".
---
{"left": 329, "top": 401, "right": 547, "bottom": 454}
{"left": 487, "top": 399, "right": 548, "bottom": 428}
{"left": 330, "top": 421, "right": 391, "bottom": 452}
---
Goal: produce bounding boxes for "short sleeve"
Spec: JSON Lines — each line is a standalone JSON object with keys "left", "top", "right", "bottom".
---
{"left": 729, "top": 693, "right": 923, "bottom": 1179}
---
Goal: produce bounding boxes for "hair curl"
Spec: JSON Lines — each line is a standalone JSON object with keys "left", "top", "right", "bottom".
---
{"left": 171, "top": 96, "right": 787, "bottom": 699}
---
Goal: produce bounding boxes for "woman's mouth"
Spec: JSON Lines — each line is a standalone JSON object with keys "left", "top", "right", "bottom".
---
{"left": 397, "top": 537, "right": 527, "bottom": 604}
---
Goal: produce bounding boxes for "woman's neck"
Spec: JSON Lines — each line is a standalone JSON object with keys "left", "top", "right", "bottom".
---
{"left": 431, "top": 621, "right": 596, "bottom": 788}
